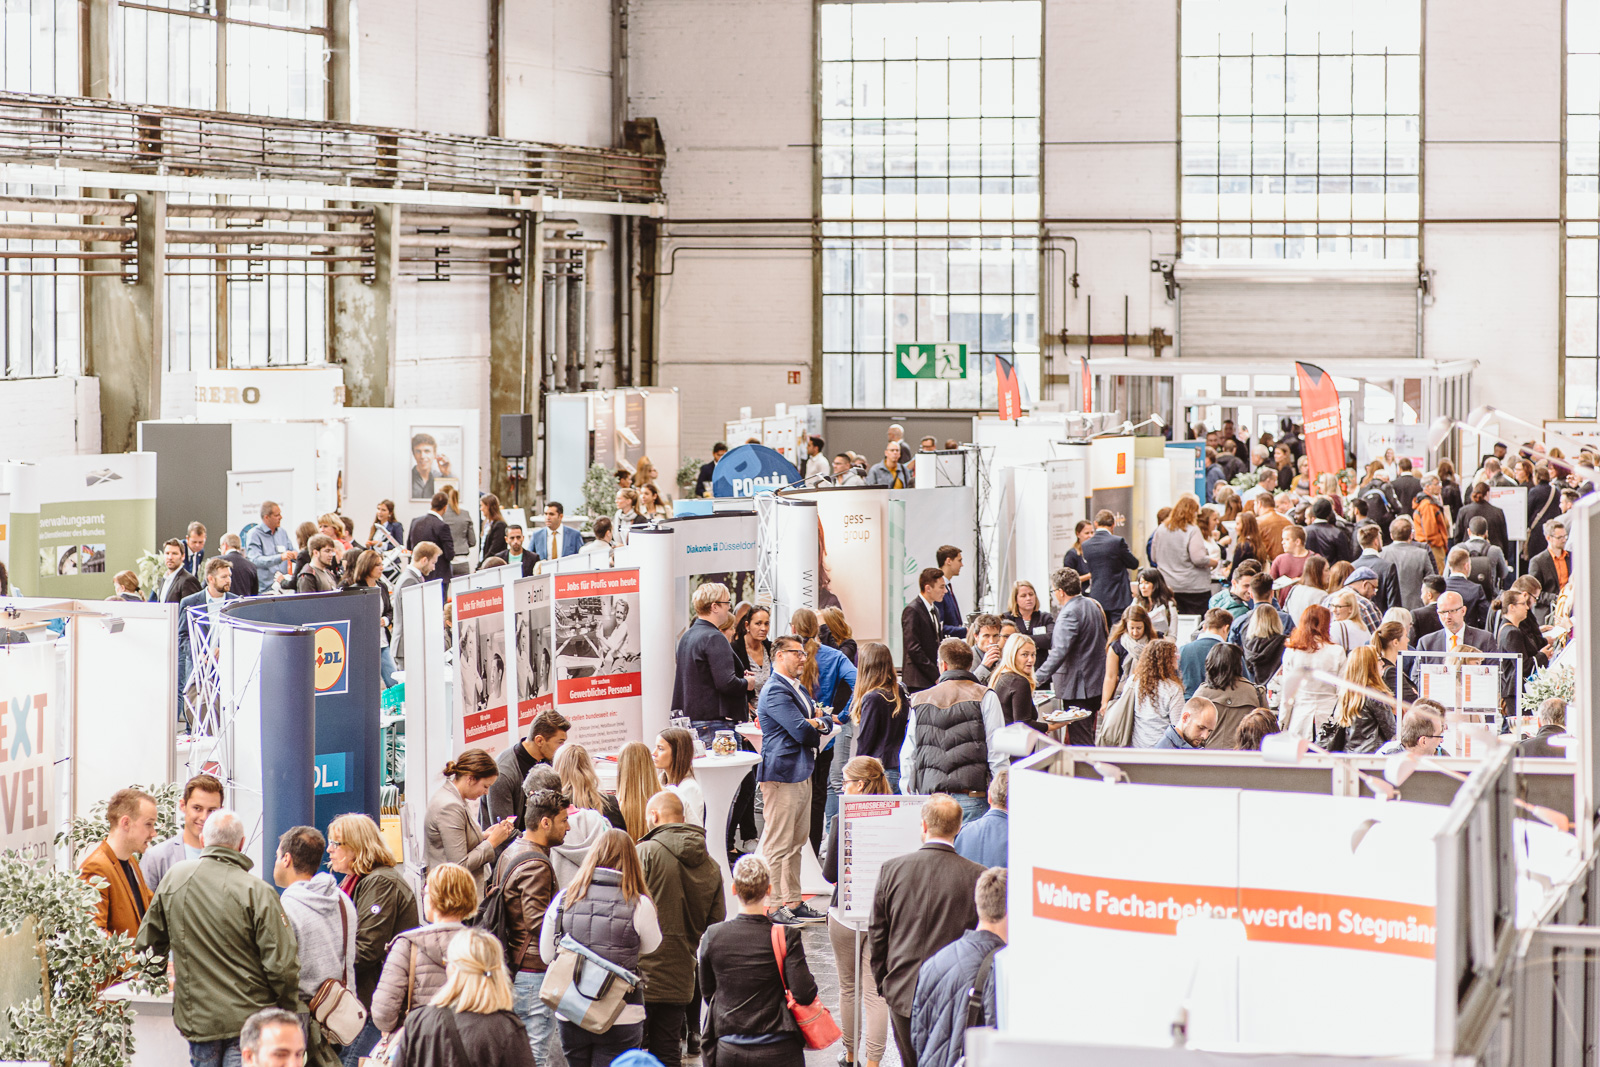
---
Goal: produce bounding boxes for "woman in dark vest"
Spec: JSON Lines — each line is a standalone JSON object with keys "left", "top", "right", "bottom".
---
{"left": 538, "top": 829, "right": 661, "bottom": 1064}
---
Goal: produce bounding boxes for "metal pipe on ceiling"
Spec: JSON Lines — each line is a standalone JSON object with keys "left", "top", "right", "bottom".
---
{"left": 166, "top": 205, "right": 373, "bottom": 223}
{"left": 165, "top": 228, "right": 374, "bottom": 246}
{"left": 0, "top": 195, "right": 135, "bottom": 216}
{"left": 0, "top": 222, "right": 135, "bottom": 241}
{"left": 398, "top": 233, "right": 522, "bottom": 250}
{"left": 403, "top": 214, "right": 521, "bottom": 229}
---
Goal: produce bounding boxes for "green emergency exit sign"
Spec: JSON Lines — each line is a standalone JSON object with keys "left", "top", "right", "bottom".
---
{"left": 895, "top": 343, "right": 968, "bottom": 380}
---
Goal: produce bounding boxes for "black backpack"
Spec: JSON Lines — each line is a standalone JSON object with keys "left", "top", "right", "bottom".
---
{"left": 1463, "top": 539, "right": 1500, "bottom": 601}
{"left": 472, "top": 849, "right": 543, "bottom": 968}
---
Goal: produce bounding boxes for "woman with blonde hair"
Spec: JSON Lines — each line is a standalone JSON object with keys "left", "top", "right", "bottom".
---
{"left": 1150, "top": 493, "right": 1213, "bottom": 615}
{"left": 393, "top": 927, "right": 534, "bottom": 1066}
{"left": 328, "top": 813, "right": 420, "bottom": 1064}
{"left": 372, "top": 863, "right": 480, "bottom": 1034}
{"left": 987, "top": 631, "right": 1039, "bottom": 731}
{"left": 539, "top": 829, "right": 662, "bottom": 1062}
{"left": 1324, "top": 588, "right": 1370, "bottom": 652}
{"left": 551, "top": 743, "right": 624, "bottom": 883}
{"left": 850, "top": 641, "right": 910, "bottom": 792}
{"left": 652, "top": 726, "right": 704, "bottom": 826}
{"left": 823, "top": 758, "right": 892, "bottom": 1067}
{"left": 1002, "top": 579, "right": 1053, "bottom": 660}
{"left": 819, "top": 605, "right": 857, "bottom": 664}
{"left": 1322, "top": 645, "right": 1396, "bottom": 754}
{"left": 1130, "top": 638, "right": 1184, "bottom": 748}
{"left": 616, "top": 741, "right": 661, "bottom": 840}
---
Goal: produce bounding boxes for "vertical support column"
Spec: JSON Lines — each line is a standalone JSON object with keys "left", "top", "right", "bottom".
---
{"left": 488, "top": 0, "right": 506, "bottom": 137}
{"left": 81, "top": 0, "right": 113, "bottom": 99}
{"left": 90, "top": 192, "right": 165, "bottom": 452}
{"left": 488, "top": 212, "right": 534, "bottom": 504}
{"left": 331, "top": 203, "right": 398, "bottom": 407}
{"left": 327, "top": 0, "right": 354, "bottom": 122}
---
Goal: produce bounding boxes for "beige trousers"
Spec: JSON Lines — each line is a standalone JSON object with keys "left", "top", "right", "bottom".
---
{"left": 758, "top": 780, "right": 811, "bottom": 906}
{"left": 829, "top": 912, "right": 888, "bottom": 1062}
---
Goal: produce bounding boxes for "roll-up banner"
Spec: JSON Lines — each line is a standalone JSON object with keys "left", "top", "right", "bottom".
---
{"left": 1046, "top": 456, "right": 1088, "bottom": 567}
{"left": 772, "top": 497, "right": 818, "bottom": 633}
{"left": 1088, "top": 435, "right": 1135, "bottom": 540}
{"left": 0, "top": 640, "right": 55, "bottom": 862}
{"left": 671, "top": 512, "right": 759, "bottom": 639}
{"left": 1295, "top": 361, "right": 1347, "bottom": 478}
{"left": 34, "top": 453, "right": 156, "bottom": 599}
{"left": 0, "top": 464, "right": 35, "bottom": 594}
{"left": 225, "top": 589, "right": 383, "bottom": 835}
{"left": 512, "top": 575, "right": 556, "bottom": 732}
{"left": 553, "top": 569, "right": 643, "bottom": 751}
{"left": 815, "top": 492, "right": 886, "bottom": 644}
{"left": 454, "top": 585, "right": 512, "bottom": 756}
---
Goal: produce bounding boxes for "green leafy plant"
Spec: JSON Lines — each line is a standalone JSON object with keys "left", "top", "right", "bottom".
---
{"left": 1521, "top": 662, "right": 1575, "bottom": 716}
{"left": 1228, "top": 472, "right": 1261, "bottom": 490}
{"left": 580, "top": 463, "right": 617, "bottom": 535}
{"left": 677, "top": 456, "right": 704, "bottom": 495}
{"left": 55, "top": 783, "right": 182, "bottom": 864}
{"left": 0, "top": 852, "right": 169, "bottom": 1067}
{"left": 132, "top": 551, "right": 164, "bottom": 599}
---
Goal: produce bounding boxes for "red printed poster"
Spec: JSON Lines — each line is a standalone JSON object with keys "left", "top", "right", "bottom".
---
{"left": 454, "top": 586, "right": 510, "bottom": 756}
{"left": 552, "top": 569, "right": 642, "bottom": 752}
{"left": 513, "top": 575, "right": 555, "bottom": 730}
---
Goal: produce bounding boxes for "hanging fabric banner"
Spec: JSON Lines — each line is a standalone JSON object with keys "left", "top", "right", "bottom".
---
{"left": 1295, "top": 361, "right": 1347, "bottom": 477}
{"left": 995, "top": 355, "right": 1023, "bottom": 420}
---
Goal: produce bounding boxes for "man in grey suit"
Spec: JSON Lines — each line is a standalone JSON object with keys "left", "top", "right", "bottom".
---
{"left": 1034, "top": 568, "right": 1107, "bottom": 745}
{"left": 392, "top": 542, "right": 440, "bottom": 668}
{"left": 1379, "top": 516, "right": 1437, "bottom": 612}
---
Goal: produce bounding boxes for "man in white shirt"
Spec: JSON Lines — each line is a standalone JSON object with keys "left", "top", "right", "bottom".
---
{"left": 140, "top": 773, "right": 224, "bottom": 891}
{"left": 505, "top": 524, "right": 529, "bottom": 572}
{"left": 153, "top": 538, "right": 202, "bottom": 604}
{"left": 580, "top": 517, "right": 615, "bottom": 557}
{"left": 803, "top": 435, "right": 830, "bottom": 485}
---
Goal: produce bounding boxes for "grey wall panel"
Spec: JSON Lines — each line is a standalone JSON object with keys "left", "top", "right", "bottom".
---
{"left": 139, "top": 422, "right": 233, "bottom": 551}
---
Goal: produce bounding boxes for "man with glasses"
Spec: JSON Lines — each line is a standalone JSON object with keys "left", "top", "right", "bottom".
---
{"left": 1379, "top": 700, "right": 1447, "bottom": 759}
{"left": 756, "top": 634, "right": 831, "bottom": 925}
{"left": 1411, "top": 590, "right": 1498, "bottom": 688}
{"left": 671, "top": 582, "right": 758, "bottom": 743}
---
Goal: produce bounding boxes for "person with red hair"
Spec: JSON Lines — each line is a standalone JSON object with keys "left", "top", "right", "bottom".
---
{"left": 1278, "top": 604, "right": 1346, "bottom": 741}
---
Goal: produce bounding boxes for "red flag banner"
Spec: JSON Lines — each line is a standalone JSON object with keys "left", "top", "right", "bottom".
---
{"left": 995, "top": 355, "right": 1023, "bottom": 420}
{"left": 1294, "top": 361, "right": 1346, "bottom": 477}
{"left": 1080, "top": 356, "right": 1091, "bottom": 412}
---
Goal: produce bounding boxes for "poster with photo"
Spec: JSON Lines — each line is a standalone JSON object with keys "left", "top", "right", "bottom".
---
{"left": 409, "top": 425, "right": 463, "bottom": 502}
{"left": 553, "top": 569, "right": 642, "bottom": 751}
{"left": 454, "top": 586, "right": 510, "bottom": 755}
{"left": 513, "top": 575, "right": 556, "bottom": 730}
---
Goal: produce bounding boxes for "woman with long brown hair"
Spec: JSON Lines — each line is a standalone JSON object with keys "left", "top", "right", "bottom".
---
{"left": 1323, "top": 645, "right": 1396, "bottom": 753}
{"left": 479, "top": 493, "right": 507, "bottom": 563}
{"left": 1279, "top": 604, "right": 1346, "bottom": 740}
{"left": 615, "top": 741, "right": 661, "bottom": 841}
{"left": 538, "top": 829, "right": 661, "bottom": 1062}
{"left": 441, "top": 484, "right": 476, "bottom": 573}
{"left": 1101, "top": 604, "right": 1153, "bottom": 707}
{"left": 1231, "top": 509, "right": 1263, "bottom": 570}
{"left": 1283, "top": 554, "right": 1329, "bottom": 624}
{"left": 1129, "top": 638, "right": 1183, "bottom": 748}
{"left": 819, "top": 605, "right": 857, "bottom": 664}
{"left": 850, "top": 641, "right": 909, "bottom": 793}
{"left": 346, "top": 548, "right": 397, "bottom": 687}
{"left": 652, "top": 726, "right": 704, "bottom": 826}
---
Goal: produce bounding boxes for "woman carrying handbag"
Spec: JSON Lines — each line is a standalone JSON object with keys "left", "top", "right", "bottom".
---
{"left": 699, "top": 855, "right": 836, "bottom": 1067}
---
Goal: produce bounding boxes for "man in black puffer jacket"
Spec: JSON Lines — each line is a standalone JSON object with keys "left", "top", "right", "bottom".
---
{"left": 899, "top": 640, "right": 1008, "bottom": 824}
{"left": 912, "top": 867, "right": 1008, "bottom": 1067}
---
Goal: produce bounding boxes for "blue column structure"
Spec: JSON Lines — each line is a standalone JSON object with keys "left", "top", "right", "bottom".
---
{"left": 258, "top": 627, "right": 317, "bottom": 874}
{"left": 225, "top": 588, "right": 384, "bottom": 841}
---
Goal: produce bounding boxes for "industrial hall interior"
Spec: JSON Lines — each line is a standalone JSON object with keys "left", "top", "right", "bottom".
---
{"left": 7, "top": 1, "right": 1600, "bottom": 1067}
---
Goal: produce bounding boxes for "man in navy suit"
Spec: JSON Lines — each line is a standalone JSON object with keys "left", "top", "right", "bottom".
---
{"left": 407, "top": 491, "right": 456, "bottom": 594}
{"left": 1079, "top": 509, "right": 1140, "bottom": 621}
{"left": 1441, "top": 547, "right": 1490, "bottom": 631}
{"left": 176, "top": 558, "right": 238, "bottom": 724}
{"left": 532, "top": 501, "right": 584, "bottom": 562}
{"left": 757, "top": 634, "right": 829, "bottom": 925}
{"left": 934, "top": 545, "right": 967, "bottom": 638}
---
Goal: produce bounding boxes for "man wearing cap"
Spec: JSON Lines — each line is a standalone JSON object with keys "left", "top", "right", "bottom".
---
{"left": 1342, "top": 567, "right": 1384, "bottom": 632}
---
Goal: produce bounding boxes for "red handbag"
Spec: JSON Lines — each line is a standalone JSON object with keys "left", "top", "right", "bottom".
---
{"left": 770, "top": 923, "right": 843, "bottom": 1049}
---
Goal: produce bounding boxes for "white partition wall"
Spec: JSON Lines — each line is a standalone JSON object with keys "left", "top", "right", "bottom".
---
{"left": 401, "top": 578, "right": 449, "bottom": 870}
{"left": 70, "top": 602, "right": 176, "bottom": 822}
{"left": 771, "top": 496, "right": 818, "bottom": 632}
{"left": 344, "top": 408, "right": 483, "bottom": 531}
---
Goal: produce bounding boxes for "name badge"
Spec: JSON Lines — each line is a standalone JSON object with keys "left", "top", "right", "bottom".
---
{"left": 1033, "top": 625, "right": 1047, "bottom": 635}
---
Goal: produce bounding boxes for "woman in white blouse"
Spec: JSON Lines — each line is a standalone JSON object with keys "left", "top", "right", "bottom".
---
{"left": 1278, "top": 604, "right": 1347, "bottom": 741}
{"left": 652, "top": 726, "right": 705, "bottom": 826}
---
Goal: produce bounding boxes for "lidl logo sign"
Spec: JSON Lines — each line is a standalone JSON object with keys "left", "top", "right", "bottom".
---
{"left": 314, "top": 622, "right": 350, "bottom": 695}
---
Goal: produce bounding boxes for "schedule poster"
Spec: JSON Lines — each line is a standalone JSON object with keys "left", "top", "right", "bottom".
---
{"left": 838, "top": 793, "right": 925, "bottom": 920}
{"left": 454, "top": 586, "right": 510, "bottom": 755}
{"left": 553, "top": 569, "right": 642, "bottom": 751}
{"left": 513, "top": 575, "right": 555, "bottom": 730}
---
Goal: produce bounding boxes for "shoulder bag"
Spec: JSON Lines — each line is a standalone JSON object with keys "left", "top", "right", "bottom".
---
{"left": 770, "top": 924, "right": 842, "bottom": 1049}
{"left": 952, "top": 945, "right": 1003, "bottom": 1067}
{"left": 1096, "top": 679, "right": 1137, "bottom": 747}
{"left": 539, "top": 903, "right": 644, "bottom": 1034}
{"left": 359, "top": 942, "right": 415, "bottom": 1066}
{"left": 311, "top": 898, "right": 369, "bottom": 1046}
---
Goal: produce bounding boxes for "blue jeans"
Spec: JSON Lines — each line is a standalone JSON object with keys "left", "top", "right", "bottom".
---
{"left": 886, "top": 769, "right": 901, "bottom": 794}
{"left": 338, "top": 1018, "right": 381, "bottom": 1067}
{"left": 380, "top": 645, "right": 398, "bottom": 688}
{"left": 955, "top": 794, "right": 989, "bottom": 824}
{"left": 188, "top": 1039, "right": 241, "bottom": 1067}
{"left": 558, "top": 1018, "right": 643, "bottom": 1066}
{"left": 514, "top": 970, "right": 559, "bottom": 1066}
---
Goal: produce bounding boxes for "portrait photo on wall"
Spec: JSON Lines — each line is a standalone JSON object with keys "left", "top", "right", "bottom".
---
{"left": 409, "top": 425, "right": 463, "bottom": 501}
{"left": 517, "top": 602, "right": 554, "bottom": 704}
{"left": 684, "top": 569, "right": 756, "bottom": 630}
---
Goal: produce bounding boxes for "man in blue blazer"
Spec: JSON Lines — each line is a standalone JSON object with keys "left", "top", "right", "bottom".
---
{"left": 176, "top": 558, "right": 239, "bottom": 723}
{"left": 757, "top": 634, "right": 829, "bottom": 926}
{"left": 934, "top": 545, "right": 967, "bottom": 638}
{"left": 531, "top": 501, "right": 584, "bottom": 562}
{"left": 1079, "top": 510, "right": 1140, "bottom": 621}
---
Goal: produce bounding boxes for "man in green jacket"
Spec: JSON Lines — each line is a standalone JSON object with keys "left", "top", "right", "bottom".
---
{"left": 637, "top": 791, "right": 725, "bottom": 1067}
{"left": 136, "top": 810, "right": 300, "bottom": 1067}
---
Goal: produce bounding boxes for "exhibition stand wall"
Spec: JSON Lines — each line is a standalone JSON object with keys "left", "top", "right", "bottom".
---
{"left": 545, "top": 388, "right": 680, "bottom": 511}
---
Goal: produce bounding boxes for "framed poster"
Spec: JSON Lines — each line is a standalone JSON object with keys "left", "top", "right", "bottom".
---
{"left": 514, "top": 575, "right": 556, "bottom": 730}
{"left": 553, "top": 569, "right": 643, "bottom": 751}
{"left": 838, "top": 792, "right": 925, "bottom": 920}
{"left": 454, "top": 586, "right": 510, "bottom": 755}
{"left": 409, "top": 425, "right": 463, "bottom": 502}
